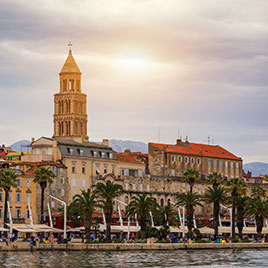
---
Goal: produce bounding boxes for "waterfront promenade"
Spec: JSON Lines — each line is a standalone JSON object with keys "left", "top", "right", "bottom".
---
{"left": 1, "top": 242, "right": 268, "bottom": 252}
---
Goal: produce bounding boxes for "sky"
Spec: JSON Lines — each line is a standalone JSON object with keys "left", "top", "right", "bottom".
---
{"left": 0, "top": 0, "right": 268, "bottom": 163}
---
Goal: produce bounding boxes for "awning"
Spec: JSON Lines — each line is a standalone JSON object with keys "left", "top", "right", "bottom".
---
{"left": 6, "top": 224, "right": 63, "bottom": 233}
{"left": 0, "top": 227, "right": 9, "bottom": 232}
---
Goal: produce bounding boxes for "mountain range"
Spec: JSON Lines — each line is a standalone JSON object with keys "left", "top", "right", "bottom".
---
{"left": 8, "top": 140, "right": 268, "bottom": 176}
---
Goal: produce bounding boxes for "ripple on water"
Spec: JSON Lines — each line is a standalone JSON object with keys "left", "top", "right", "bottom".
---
{"left": 0, "top": 249, "right": 268, "bottom": 268}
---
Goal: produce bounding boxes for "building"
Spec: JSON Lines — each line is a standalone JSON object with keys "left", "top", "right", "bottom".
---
{"left": 148, "top": 139, "right": 243, "bottom": 179}
{"left": 53, "top": 45, "right": 88, "bottom": 143}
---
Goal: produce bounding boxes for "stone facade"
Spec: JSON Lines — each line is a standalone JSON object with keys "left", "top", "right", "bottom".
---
{"left": 53, "top": 48, "right": 88, "bottom": 143}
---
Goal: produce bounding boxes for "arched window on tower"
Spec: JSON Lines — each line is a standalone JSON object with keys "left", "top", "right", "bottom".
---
{"left": 160, "top": 198, "right": 164, "bottom": 207}
{"left": 80, "top": 122, "right": 83, "bottom": 135}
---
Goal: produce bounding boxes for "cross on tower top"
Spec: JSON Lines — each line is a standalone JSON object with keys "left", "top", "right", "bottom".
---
{"left": 68, "top": 41, "right": 72, "bottom": 52}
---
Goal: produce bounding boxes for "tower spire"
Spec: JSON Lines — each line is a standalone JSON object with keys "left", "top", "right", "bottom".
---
{"left": 68, "top": 41, "right": 72, "bottom": 53}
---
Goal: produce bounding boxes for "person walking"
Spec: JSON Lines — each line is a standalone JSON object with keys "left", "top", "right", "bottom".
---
{"left": 50, "top": 233, "right": 54, "bottom": 244}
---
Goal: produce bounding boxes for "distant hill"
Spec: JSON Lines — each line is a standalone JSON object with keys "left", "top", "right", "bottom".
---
{"left": 243, "top": 162, "right": 268, "bottom": 176}
{"left": 9, "top": 140, "right": 31, "bottom": 152}
{"left": 9, "top": 139, "right": 148, "bottom": 153}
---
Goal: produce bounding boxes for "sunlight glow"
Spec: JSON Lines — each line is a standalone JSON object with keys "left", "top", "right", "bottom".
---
{"left": 117, "top": 55, "right": 149, "bottom": 73}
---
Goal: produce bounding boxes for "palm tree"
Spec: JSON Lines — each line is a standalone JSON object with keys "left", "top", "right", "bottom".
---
{"left": 225, "top": 177, "right": 246, "bottom": 239}
{"left": 0, "top": 170, "right": 18, "bottom": 227}
{"left": 33, "top": 167, "right": 55, "bottom": 224}
{"left": 251, "top": 186, "right": 266, "bottom": 200}
{"left": 126, "top": 194, "right": 157, "bottom": 239}
{"left": 183, "top": 168, "right": 200, "bottom": 193}
{"left": 247, "top": 198, "right": 268, "bottom": 240}
{"left": 176, "top": 191, "right": 203, "bottom": 232}
{"left": 236, "top": 195, "right": 249, "bottom": 240}
{"left": 155, "top": 205, "right": 176, "bottom": 226}
{"left": 204, "top": 185, "right": 227, "bottom": 237}
{"left": 93, "top": 180, "right": 125, "bottom": 242}
{"left": 207, "top": 172, "right": 225, "bottom": 188}
{"left": 72, "top": 189, "right": 98, "bottom": 243}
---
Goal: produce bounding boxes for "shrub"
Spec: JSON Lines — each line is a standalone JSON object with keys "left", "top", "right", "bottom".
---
{"left": 156, "top": 239, "right": 171, "bottom": 243}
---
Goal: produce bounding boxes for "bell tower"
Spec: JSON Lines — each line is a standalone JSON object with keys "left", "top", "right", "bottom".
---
{"left": 53, "top": 43, "right": 88, "bottom": 142}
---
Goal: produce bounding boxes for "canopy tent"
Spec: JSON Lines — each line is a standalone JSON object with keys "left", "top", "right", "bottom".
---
{"left": 6, "top": 224, "right": 63, "bottom": 233}
{"left": 0, "top": 227, "right": 9, "bottom": 232}
{"left": 199, "top": 226, "right": 215, "bottom": 234}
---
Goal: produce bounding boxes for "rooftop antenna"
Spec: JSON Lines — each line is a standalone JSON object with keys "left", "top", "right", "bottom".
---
{"left": 208, "top": 135, "right": 211, "bottom": 145}
{"left": 185, "top": 135, "right": 188, "bottom": 142}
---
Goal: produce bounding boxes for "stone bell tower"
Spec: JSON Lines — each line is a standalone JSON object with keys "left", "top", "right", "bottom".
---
{"left": 53, "top": 43, "right": 88, "bottom": 142}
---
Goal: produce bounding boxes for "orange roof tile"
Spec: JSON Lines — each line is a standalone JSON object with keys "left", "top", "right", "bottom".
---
{"left": 150, "top": 142, "right": 241, "bottom": 160}
{"left": 114, "top": 152, "right": 144, "bottom": 165}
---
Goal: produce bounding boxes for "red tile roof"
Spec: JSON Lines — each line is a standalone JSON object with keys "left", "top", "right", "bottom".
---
{"left": 150, "top": 142, "right": 241, "bottom": 160}
{"left": 114, "top": 152, "right": 144, "bottom": 165}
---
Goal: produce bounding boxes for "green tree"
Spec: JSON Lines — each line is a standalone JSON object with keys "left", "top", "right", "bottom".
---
{"left": 247, "top": 198, "right": 268, "bottom": 240}
{"left": 72, "top": 189, "right": 98, "bottom": 243}
{"left": 204, "top": 185, "right": 227, "bottom": 237}
{"left": 0, "top": 170, "right": 18, "bottom": 227}
{"left": 207, "top": 172, "right": 225, "bottom": 188}
{"left": 225, "top": 177, "right": 246, "bottom": 239}
{"left": 183, "top": 168, "right": 200, "bottom": 193}
{"left": 126, "top": 194, "right": 157, "bottom": 239}
{"left": 154, "top": 205, "right": 176, "bottom": 226}
{"left": 251, "top": 186, "right": 266, "bottom": 200}
{"left": 93, "top": 180, "right": 125, "bottom": 242}
{"left": 176, "top": 191, "right": 203, "bottom": 232}
{"left": 236, "top": 195, "right": 249, "bottom": 240}
{"left": 33, "top": 167, "right": 55, "bottom": 224}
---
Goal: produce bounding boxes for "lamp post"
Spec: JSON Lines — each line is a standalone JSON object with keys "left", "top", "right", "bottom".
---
{"left": 49, "top": 195, "right": 67, "bottom": 239}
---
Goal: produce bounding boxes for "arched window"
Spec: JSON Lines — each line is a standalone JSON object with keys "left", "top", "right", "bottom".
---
{"left": 160, "top": 198, "right": 164, "bottom": 207}
{"left": 167, "top": 199, "right": 171, "bottom": 206}
{"left": 125, "top": 196, "right": 129, "bottom": 204}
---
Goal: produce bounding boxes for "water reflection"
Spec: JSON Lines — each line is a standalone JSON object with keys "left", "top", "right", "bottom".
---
{"left": 0, "top": 249, "right": 267, "bottom": 267}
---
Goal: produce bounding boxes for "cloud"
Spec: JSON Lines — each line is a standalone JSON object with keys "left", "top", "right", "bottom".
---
{"left": 0, "top": 0, "right": 268, "bottom": 163}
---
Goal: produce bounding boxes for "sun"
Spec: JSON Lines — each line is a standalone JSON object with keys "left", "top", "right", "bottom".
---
{"left": 117, "top": 55, "right": 149, "bottom": 73}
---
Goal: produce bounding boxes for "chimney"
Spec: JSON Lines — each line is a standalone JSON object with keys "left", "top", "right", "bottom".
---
{"left": 176, "top": 139, "right": 182, "bottom": 145}
{"left": 124, "top": 149, "right": 131, "bottom": 155}
{"left": 102, "top": 139, "right": 109, "bottom": 146}
{"left": 31, "top": 137, "right": 35, "bottom": 143}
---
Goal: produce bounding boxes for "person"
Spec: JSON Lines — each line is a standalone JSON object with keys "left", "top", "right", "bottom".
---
{"left": 4, "top": 236, "right": 8, "bottom": 246}
{"left": 57, "top": 234, "right": 62, "bottom": 244}
{"left": 50, "top": 233, "right": 54, "bottom": 243}
{"left": 29, "top": 236, "right": 36, "bottom": 246}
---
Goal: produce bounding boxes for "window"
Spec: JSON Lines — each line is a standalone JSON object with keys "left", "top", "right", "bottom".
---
{"left": 16, "top": 179, "right": 21, "bottom": 187}
{"left": 219, "top": 161, "right": 223, "bottom": 168}
{"left": 72, "top": 179, "right": 76, "bottom": 187}
{"left": 129, "top": 169, "right": 137, "bottom": 177}
{"left": 60, "top": 178, "right": 65, "bottom": 184}
{"left": 132, "top": 184, "right": 136, "bottom": 190}
{"left": 236, "top": 162, "right": 239, "bottom": 169}
{"left": 125, "top": 196, "right": 129, "bottom": 204}
{"left": 27, "top": 179, "right": 31, "bottom": 188}
{"left": 160, "top": 198, "right": 164, "bottom": 207}
{"left": 214, "top": 160, "right": 217, "bottom": 167}
{"left": 82, "top": 163, "right": 86, "bottom": 174}
{"left": 0, "top": 208, "right": 2, "bottom": 218}
{"left": 82, "top": 180, "right": 86, "bottom": 187}
{"left": 147, "top": 184, "right": 150, "bottom": 191}
{"left": 42, "top": 150, "right": 46, "bottom": 155}
{"left": 112, "top": 167, "right": 115, "bottom": 175}
{"left": 208, "top": 159, "right": 211, "bottom": 167}
{"left": 225, "top": 161, "right": 228, "bottom": 168}
{"left": 96, "top": 165, "right": 100, "bottom": 175}
{"left": 61, "top": 189, "right": 65, "bottom": 196}
{"left": 0, "top": 192, "right": 3, "bottom": 202}
{"left": 167, "top": 199, "right": 171, "bottom": 206}
{"left": 191, "top": 158, "right": 195, "bottom": 164}
{"left": 109, "top": 152, "right": 113, "bottom": 159}
{"left": 27, "top": 193, "right": 31, "bottom": 203}
{"left": 77, "top": 148, "right": 84, "bottom": 156}
{"left": 26, "top": 209, "right": 30, "bottom": 219}
{"left": 51, "top": 165, "right": 56, "bottom": 171}
{"left": 15, "top": 208, "right": 21, "bottom": 219}
{"left": 170, "top": 169, "right": 175, "bottom": 176}
{"left": 140, "top": 184, "right": 143, "bottom": 191}
{"left": 231, "top": 162, "right": 234, "bottom": 168}
{"left": 174, "top": 181, "right": 177, "bottom": 189}
{"left": 15, "top": 193, "right": 21, "bottom": 202}
{"left": 104, "top": 166, "right": 107, "bottom": 174}
{"left": 185, "top": 157, "right": 189, "bottom": 163}
{"left": 121, "top": 169, "right": 125, "bottom": 176}
{"left": 197, "top": 158, "right": 201, "bottom": 164}
{"left": 93, "top": 151, "right": 97, "bottom": 157}
{"left": 70, "top": 148, "right": 73, "bottom": 155}
{"left": 198, "top": 183, "right": 201, "bottom": 190}
{"left": 72, "top": 163, "right": 76, "bottom": 173}
{"left": 8, "top": 193, "right": 11, "bottom": 202}
{"left": 125, "top": 183, "right": 129, "bottom": 190}
{"left": 171, "top": 155, "right": 175, "bottom": 162}
{"left": 52, "top": 190, "right": 57, "bottom": 195}
{"left": 102, "top": 152, "right": 105, "bottom": 158}
{"left": 51, "top": 201, "right": 55, "bottom": 208}
{"left": 183, "top": 183, "right": 186, "bottom": 189}
{"left": 178, "top": 156, "right": 182, "bottom": 162}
